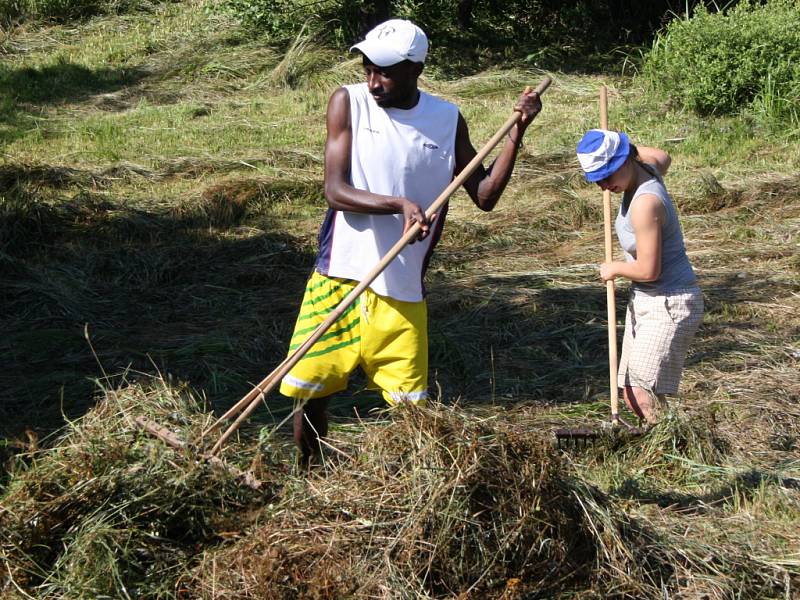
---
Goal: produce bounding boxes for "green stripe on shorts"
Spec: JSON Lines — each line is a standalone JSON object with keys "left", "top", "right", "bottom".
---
{"left": 301, "top": 283, "right": 350, "bottom": 308}
{"left": 300, "top": 335, "right": 361, "bottom": 359}
{"left": 305, "top": 276, "right": 334, "bottom": 294}
{"left": 296, "top": 298, "right": 359, "bottom": 324}
{"left": 290, "top": 317, "right": 361, "bottom": 351}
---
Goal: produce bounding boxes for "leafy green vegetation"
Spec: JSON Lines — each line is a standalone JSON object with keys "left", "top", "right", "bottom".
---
{"left": 0, "top": 0, "right": 151, "bottom": 25}
{"left": 212, "top": 0, "right": 711, "bottom": 73}
{"left": 643, "top": 0, "right": 800, "bottom": 129}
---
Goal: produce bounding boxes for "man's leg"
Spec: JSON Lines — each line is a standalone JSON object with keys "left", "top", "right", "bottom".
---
{"left": 293, "top": 396, "right": 330, "bottom": 466}
{"left": 362, "top": 291, "right": 429, "bottom": 406}
{"left": 279, "top": 272, "right": 362, "bottom": 466}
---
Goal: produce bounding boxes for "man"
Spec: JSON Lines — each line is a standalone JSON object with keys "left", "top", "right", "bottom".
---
{"left": 279, "top": 19, "right": 542, "bottom": 463}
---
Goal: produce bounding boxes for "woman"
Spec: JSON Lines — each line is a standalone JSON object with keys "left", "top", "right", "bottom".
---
{"left": 576, "top": 129, "right": 703, "bottom": 425}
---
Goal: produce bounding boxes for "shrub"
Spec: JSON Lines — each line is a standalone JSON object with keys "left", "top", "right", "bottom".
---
{"left": 0, "top": 0, "right": 148, "bottom": 24}
{"left": 25, "top": 0, "right": 107, "bottom": 20}
{"left": 214, "top": 0, "right": 707, "bottom": 72}
{"left": 214, "top": 0, "right": 369, "bottom": 47}
{"left": 213, "top": 0, "right": 596, "bottom": 61}
{"left": 0, "top": 0, "right": 24, "bottom": 25}
{"left": 643, "top": 0, "right": 800, "bottom": 125}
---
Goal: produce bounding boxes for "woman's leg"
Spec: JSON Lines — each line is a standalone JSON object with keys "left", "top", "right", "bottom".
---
{"left": 622, "top": 385, "right": 665, "bottom": 424}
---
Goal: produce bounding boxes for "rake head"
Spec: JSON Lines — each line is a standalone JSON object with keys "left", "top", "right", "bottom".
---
{"left": 553, "top": 427, "right": 600, "bottom": 449}
{"left": 554, "top": 421, "right": 648, "bottom": 449}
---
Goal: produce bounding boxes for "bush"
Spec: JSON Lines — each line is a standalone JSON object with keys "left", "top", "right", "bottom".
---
{"left": 214, "top": 0, "right": 706, "bottom": 72}
{"left": 25, "top": 0, "right": 107, "bottom": 20}
{"left": 0, "top": 0, "right": 148, "bottom": 25}
{"left": 643, "top": 0, "right": 800, "bottom": 124}
{"left": 214, "top": 0, "right": 369, "bottom": 47}
{"left": 0, "top": 0, "right": 24, "bottom": 25}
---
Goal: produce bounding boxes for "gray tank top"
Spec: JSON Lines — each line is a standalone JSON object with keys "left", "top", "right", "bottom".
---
{"left": 615, "top": 172, "right": 696, "bottom": 294}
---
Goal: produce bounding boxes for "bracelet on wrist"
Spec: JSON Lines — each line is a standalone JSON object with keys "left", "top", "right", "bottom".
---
{"left": 507, "top": 131, "right": 524, "bottom": 148}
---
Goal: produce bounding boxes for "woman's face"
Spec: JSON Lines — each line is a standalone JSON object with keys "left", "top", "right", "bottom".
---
{"left": 595, "top": 158, "right": 632, "bottom": 193}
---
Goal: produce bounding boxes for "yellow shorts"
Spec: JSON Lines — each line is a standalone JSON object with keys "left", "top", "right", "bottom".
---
{"left": 279, "top": 271, "right": 428, "bottom": 405}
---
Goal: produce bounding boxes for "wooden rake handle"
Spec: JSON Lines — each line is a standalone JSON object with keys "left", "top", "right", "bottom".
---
{"left": 135, "top": 416, "right": 262, "bottom": 490}
{"left": 206, "top": 76, "right": 553, "bottom": 456}
{"left": 599, "top": 85, "right": 620, "bottom": 424}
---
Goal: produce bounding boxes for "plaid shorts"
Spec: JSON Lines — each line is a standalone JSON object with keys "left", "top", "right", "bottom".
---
{"left": 618, "top": 286, "right": 703, "bottom": 395}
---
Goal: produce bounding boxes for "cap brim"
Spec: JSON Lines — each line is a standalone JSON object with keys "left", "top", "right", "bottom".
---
{"left": 584, "top": 134, "right": 630, "bottom": 182}
{"left": 350, "top": 41, "right": 404, "bottom": 67}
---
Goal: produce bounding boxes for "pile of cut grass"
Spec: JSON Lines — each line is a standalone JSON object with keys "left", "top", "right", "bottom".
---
{"left": 190, "top": 403, "right": 595, "bottom": 598}
{"left": 2, "top": 388, "right": 793, "bottom": 598}
{"left": 0, "top": 376, "right": 274, "bottom": 598}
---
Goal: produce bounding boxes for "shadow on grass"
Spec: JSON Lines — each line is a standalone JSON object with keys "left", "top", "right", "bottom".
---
{"left": 2, "top": 174, "right": 796, "bottom": 450}
{"left": 614, "top": 468, "right": 800, "bottom": 513}
{"left": 0, "top": 61, "right": 145, "bottom": 146}
{"left": 427, "top": 277, "right": 622, "bottom": 405}
{"left": 425, "top": 266, "right": 797, "bottom": 406}
{"left": 0, "top": 185, "right": 315, "bottom": 444}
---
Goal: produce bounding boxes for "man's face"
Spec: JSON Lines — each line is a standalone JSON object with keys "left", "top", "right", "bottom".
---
{"left": 362, "top": 57, "right": 422, "bottom": 108}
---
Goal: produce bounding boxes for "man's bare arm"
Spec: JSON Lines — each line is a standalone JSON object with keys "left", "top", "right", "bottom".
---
{"left": 454, "top": 89, "right": 542, "bottom": 211}
{"left": 323, "top": 87, "right": 433, "bottom": 239}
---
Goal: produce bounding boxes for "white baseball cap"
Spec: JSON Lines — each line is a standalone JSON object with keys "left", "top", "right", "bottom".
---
{"left": 350, "top": 19, "right": 428, "bottom": 67}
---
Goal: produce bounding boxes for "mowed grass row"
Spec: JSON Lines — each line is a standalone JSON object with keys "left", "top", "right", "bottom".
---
{"left": 1, "top": 1, "right": 799, "bottom": 597}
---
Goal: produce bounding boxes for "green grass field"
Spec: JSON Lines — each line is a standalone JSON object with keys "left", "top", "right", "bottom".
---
{"left": 1, "top": 1, "right": 799, "bottom": 597}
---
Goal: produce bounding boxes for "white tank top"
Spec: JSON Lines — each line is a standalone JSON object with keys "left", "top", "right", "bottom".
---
{"left": 315, "top": 83, "right": 459, "bottom": 302}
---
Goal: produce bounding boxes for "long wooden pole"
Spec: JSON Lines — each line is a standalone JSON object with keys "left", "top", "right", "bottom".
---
{"left": 599, "top": 86, "right": 620, "bottom": 425}
{"left": 207, "top": 77, "right": 553, "bottom": 455}
{"left": 135, "top": 416, "right": 262, "bottom": 490}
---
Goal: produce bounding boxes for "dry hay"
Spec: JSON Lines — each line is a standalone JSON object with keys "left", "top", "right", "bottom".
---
{"left": 189, "top": 402, "right": 595, "bottom": 598}
{"left": 1, "top": 390, "right": 793, "bottom": 598}
{"left": 155, "top": 152, "right": 322, "bottom": 178}
{"left": 181, "top": 177, "right": 323, "bottom": 228}
{"left": 0, "top": 163, "right": 105, "bottom": 191}
{"left": 188, "top": 404, "right": 780, "bottom": 599}
{"left": 0, "top": 152, "right": 322, "bottom": 196}
{"left": 430, "top": 69, "right": 551, "bottom": 100}
{"left": 0, "top": 190, "right": 62, "bottom": 256}
{"left": 609, "top": 405, "right": 729, "bottom": 471}
{"left": 202, "top": 407, "right": 789, "bottom": 598}
{"left": 99, "top": 152, "right": 321, "bottom": 182}
{"left": 679, "top": 172, "right": 800, "bottom": 215}
{"left": 0, "top": 378, "right": 271, "bottom": 598}
{"left": 0, "top": 170, "right": 322, "bottom": 256}
{"left": 574, "top": 406, "right": 797, "bottom": 598}
{"left": 0, "top": 189, "right": 170, "bottom": 257}
{"left": 679, "top": 170, "right": 744, "bottom": 214}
